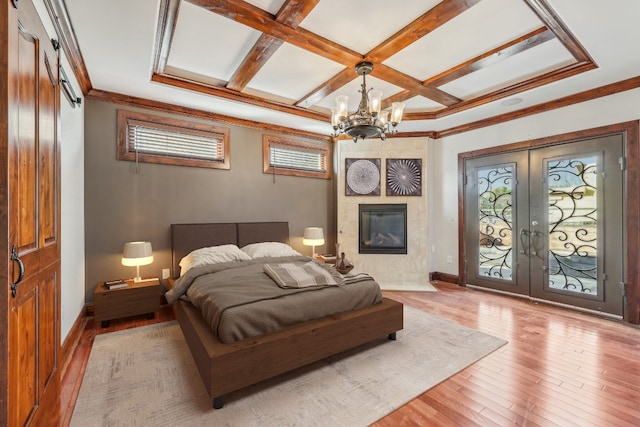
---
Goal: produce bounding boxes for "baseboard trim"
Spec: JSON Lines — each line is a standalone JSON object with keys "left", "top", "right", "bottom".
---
{"left": 429, "top": 272, "right": 460, "bottom": 285}
{"left": 60, "top": 307, "right": 88, "bottom": 377}
{"left": 85, "top": 302, "right": 94, "bottom": 317}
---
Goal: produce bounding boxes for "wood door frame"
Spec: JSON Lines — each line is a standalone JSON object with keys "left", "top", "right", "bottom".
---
{"left": 458, "top": 120, "right": 640, "bottom": 324}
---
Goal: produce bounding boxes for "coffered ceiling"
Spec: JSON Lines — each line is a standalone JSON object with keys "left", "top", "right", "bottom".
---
{"left": 60, "top": 0, "right": 640, "bottom": 139}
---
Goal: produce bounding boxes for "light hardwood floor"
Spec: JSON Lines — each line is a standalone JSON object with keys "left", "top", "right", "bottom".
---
{"left": 59, "top": 281, "right": 640, "bottom": 426}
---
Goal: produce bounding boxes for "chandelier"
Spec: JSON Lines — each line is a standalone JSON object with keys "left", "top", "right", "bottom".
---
{"left": 331, "top": 61, "right": 405, "bottom": 142}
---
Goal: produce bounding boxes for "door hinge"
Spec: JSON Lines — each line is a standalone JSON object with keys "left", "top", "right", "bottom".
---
{"left": 619, "top": 282, "right": 627, "bottom": 296}
{"left": 619, "top": 156, "right": 627, "bottom": 171}
{"left": 463, "top": 175, "right": 468, "bottom": 185}
{"left": 51, "top": 38, "right": 60, "bottom": 51}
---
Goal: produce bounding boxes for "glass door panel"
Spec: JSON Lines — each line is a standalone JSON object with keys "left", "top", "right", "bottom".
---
{"left": 547, "top": 155, "right": 598, "bottom": 295}
{"left": 465, "top": 151, "right": 529, "bottom": 295}
{"left": 478, "top": 166, "right": 514, "bottom": 281}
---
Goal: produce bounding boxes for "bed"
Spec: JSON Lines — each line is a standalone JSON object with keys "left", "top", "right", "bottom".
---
{"left": 167, "top": 222, "right": 404, "bottom": 409}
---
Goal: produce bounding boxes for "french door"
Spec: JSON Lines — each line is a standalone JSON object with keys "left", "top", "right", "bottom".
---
{"left": 464, "top": 135, "right": 624, "bottom": 316}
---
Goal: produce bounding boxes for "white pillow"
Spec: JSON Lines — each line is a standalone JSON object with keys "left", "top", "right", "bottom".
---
{"left": 179, "top": 244, "right": 251, "bottom": 276}
{"left": 241, "top": 242, "right": 302, "bottom": 259}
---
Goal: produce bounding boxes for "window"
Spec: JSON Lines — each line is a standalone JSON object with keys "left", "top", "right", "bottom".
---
{"left": 263, "top": 135, "right": 332, "bottom": 179}
{"left": 117, "top": 110, "right": 230, "bottom": 169}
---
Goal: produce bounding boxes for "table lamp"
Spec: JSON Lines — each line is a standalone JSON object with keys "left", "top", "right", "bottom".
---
{"left": 303, "top": 227, "right": 324, "bottom": 257}
{"left": 122, "top": 241, "right": 153, "bottom": 282}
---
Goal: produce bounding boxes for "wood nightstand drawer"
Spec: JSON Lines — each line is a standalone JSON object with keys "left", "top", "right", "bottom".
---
{"left": 94, "top": 278, "right": 161, "bottom": 326}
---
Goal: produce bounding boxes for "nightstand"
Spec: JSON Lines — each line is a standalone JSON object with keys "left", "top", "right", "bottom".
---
{"left": 94, "top": 278, "right": 161, "bottom": 327}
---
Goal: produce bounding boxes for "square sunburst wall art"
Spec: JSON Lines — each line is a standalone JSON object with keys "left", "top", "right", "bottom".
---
{"left": 345, "top": 158, "right": 381, "bottom": 196}
{"left": 386, "top": 158, "right": 422, "bottom": 196}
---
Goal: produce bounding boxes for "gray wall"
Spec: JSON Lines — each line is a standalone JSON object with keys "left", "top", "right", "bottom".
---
{"left": 84, "top": 99, "right": 335, "bottom": 301}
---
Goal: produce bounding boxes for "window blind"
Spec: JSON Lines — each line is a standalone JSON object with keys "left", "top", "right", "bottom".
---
{"left": 128, "top": 122, "right": 224, "bottom": 161}
{"left": 269, "top": 145, "right": 326, "bottom": 173}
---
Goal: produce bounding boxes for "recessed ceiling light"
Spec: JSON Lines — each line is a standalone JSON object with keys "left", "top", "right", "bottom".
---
{"left": 501, "top": 97, "right": 523, "bottom": 106}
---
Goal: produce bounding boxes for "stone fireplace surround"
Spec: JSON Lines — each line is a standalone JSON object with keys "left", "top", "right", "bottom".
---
{"left": 337, "top": 138, "right": 430, "bottom": 289}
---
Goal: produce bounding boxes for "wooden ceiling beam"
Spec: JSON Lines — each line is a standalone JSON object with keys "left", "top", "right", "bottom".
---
{"left": 372, "top": 64, "right": 461, "bottom": 106}
{"left": 226, "top": 36, "right": 285, "bottom": 92}
{"left": 424, "top": 27, "right": 554, "bottom": 87}
{"left": 366, "top": 0, "right": 482, "bottom": 63}
{"left": 523, "top": 0, "right": 593, "bottom": 63}
{"left": 382, "top": 27, "right": 555, "bottom": 108}
{"left": 296, "top": 67, "right": 353, "bottom": 109}
{"left": 151, "top": 72, "right": 329, "bottom": 122}
{"left": 404, "top": 61, "right": 597, "bottom": 121}
{"left": 227, "top": 0, "right": 319, "bottom": 91}
{"left": 191, "top": 0, "right": 468, "bottom": 108}
{"left": 189, "top": 0, "right": 363, "bottom": 66}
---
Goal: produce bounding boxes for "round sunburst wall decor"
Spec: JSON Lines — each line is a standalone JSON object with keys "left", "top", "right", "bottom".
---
{"left": 386, "top": 158, "right": 422, "bottom": 196}
{"left": 345, "top": 158, "right": 381, "bottom": 196}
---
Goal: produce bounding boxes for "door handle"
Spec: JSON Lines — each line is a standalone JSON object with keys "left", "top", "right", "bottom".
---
{"left": 10, "top": 245, "right": 24, "bottom": 298}
{"left": 519, "top": 228, "right": 529, "bottom": 255}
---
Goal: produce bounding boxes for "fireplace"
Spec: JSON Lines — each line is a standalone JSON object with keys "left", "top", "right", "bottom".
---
{"left": 359, "top": 204, "right": 407, "bottom": 254}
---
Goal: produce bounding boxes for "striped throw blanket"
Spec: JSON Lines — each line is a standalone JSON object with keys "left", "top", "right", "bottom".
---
{"left": 264, "top": 261, "right": 344, "bottom": 288}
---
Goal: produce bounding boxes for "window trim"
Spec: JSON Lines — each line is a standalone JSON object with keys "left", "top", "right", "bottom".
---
{"left": 117, "top": 109, "right": 230, "bottom": 169}
{"left": 262, "top": 134, "right": 332, "bottom": 179}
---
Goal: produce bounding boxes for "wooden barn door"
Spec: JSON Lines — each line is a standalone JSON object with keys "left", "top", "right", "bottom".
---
{"left": 5, "top": 0, "right": 62, "bottom": 425}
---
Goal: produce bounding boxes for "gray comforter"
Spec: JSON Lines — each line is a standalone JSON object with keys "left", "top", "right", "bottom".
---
{"left": 165, "top": 256, "right": 382, "bottom": 343}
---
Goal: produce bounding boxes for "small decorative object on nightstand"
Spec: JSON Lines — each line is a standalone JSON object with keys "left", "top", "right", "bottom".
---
{"left": 94, "top": 277, "right": 160, "bottom": 327}
{"left": 336, "top": 252, "right": 354, "bottom": 274}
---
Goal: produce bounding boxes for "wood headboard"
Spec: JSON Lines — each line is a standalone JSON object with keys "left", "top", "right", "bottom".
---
{"left": 170, "top": 222, "right": 290, "bottom": 278}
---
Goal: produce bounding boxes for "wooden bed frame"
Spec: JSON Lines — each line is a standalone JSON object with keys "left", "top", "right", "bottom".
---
{"left": 169, "top": 222, "right": 404, "bottom": 409}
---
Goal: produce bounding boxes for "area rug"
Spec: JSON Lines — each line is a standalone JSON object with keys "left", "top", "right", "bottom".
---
{"left": 71, "top": 307, "right": 506, "bottom": 426}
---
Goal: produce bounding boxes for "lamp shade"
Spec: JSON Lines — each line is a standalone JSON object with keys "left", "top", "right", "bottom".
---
{"left": 122, "top": 241, "right": 154, "bottom": 266}
{"left": 302, "top": 227, "right": 325, "bottom": 246}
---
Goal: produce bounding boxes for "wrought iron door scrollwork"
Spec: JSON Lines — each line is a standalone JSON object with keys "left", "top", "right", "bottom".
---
{"left": 478, "top": 167, "right": 513, "bottom": 280}
{"left": 547, "top": 157, "right": 598, "bottom": 294}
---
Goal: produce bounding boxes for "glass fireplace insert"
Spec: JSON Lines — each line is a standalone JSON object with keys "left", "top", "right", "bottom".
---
{"left": 359, "top": 204, "right": 407, "bottom": 254}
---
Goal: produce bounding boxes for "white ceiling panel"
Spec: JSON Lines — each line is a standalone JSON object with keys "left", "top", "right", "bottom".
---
{"left": 403, "top": 96, "right": 445, "bottom": 112}
{"left": 167, "top": 2, "right": 262, "bottom": 81}
{"left": 384, "top": 0, "right": 542, "bottom": 81}
{"left": 300, "top": 0, "right": 442, "bottom": 54}
{"left": 246, "top": 43, "right": 346, "bottom": 102}
{"left": 439, "top": 39, "right": 576, "bottom": 99}
{"left": 65, "top": 0, "right": 158, "bottom": 82}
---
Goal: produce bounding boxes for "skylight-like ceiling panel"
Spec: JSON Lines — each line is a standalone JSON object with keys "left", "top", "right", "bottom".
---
{"left": 439, "top": 39, "right": 576, "bottom": 99}
{"left": 384, "top": 0, "right": 542, "bottom": 81}
{"left": 246, "top": 43, "right": 345, "bottom": 102}
{"left": 243, "top": 0, "right": 286, "bottom": 15}
{"left": 300, "top": 0, "right": 442, "bottom": 54}
{"left": 314, "top": 75, "right": 404, "bottom": 111}
{"left": 167, "top": 2, "right": 262, "bottom": 81}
